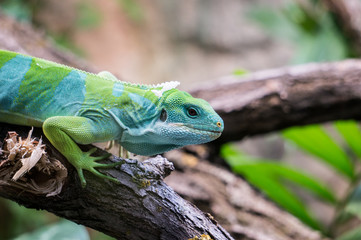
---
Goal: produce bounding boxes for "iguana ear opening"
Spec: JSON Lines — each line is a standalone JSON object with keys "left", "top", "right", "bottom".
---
{"left": 160, "top": 109, "right": 167, "bottom": 122}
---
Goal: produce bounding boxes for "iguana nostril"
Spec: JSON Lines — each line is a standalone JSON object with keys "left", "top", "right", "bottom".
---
{"left": 217, "top": 122, "right": 222, "bottom": 128}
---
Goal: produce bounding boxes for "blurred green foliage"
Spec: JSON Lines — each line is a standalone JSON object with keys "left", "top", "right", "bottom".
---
{"left": 0, "top": 0, "right": 33, "bottom": 22}
{"left": 223, "top": 1, "right": 361, "bottom": 238}
{"left": 222, "top": 121, "right": 361, "bottom": 238}
{"left": 0, "top": 0, "right": 101, "bottom": 56}
{"left": 232, "top": 68, "right": 248, "bottom": 77}
{"left": 76, "top": 1, "right": 102, "bottom": 29}
{"left": 13, "top": 220, "right": 89, "bottom": 240}
{"left": 0, "top": 199, "right": 53, "bottom": 239}
{"left": 249, "top": 0, "right": 348, "bottom": 63}
{"left": 52, "top": 34, "right": 86, "bottom": 57}
{"left": 283, "top": 125, "right": 354, "bottom": 180}
{"left": 221, "top": 144, "right": 335, "bottom": 230}
{"left": 0, "top": 198, "right": 115, "bottom": 240}
{"left": 115, "top": 0, "right": 144, "bottom": 22}
{"left": 338, "top": 227, "right": 361, "bottom": 240}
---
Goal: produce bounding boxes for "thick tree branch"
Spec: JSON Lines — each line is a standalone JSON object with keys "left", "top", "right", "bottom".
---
{"left": 189, "top": 60, "right": 361, "bottom": 142}
{"left": 0, "top": 124, "right": 233, "bottom": 240}
{"left": 164, "top": 150, "right": 324, "bottom": 240}
{"left": 0, "top": 124, "right": 324, "bottom": 240}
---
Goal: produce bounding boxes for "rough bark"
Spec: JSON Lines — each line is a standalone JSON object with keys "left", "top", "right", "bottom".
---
{"left": 189, "top": 60, "right": 361, "bottom": 142}
{"left": 0, "top": 124, "right": 324, "bottom": 240}
{"left": 0, "top": 124, "right": 233, "bottom": 240}
{"left": 164, "top": 150, "right": 324, "bottom": 240}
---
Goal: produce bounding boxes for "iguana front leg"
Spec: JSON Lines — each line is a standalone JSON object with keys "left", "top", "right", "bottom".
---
{"left": 43, "top": 116, "right": 122, "bottom": 187}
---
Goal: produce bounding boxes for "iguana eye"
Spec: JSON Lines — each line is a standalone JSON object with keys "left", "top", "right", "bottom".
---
{"left": 160, "top": 109, "right": 167, "bottom": 122}
{"left": 187, "top": 107, "right": 198, "bottom": 118}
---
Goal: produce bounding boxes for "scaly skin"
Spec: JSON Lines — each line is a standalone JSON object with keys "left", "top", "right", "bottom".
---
{"left": 0, "top": 49, "right": 224, "bottom": 187}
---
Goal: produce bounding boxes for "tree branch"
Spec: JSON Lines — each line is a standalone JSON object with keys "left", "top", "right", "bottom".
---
{"left": 0, "top": 124, "right": 233, "bottom": 240}
{"left": 189, "top": 60, "right": 361, "bottom": 142}
{"left": 164, "top": 150, "right": 324, "bottom": 240}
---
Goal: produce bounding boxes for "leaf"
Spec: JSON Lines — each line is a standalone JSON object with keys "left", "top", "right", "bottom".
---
{"left": 249, "top": 1, "right": 348, "bottom": 64}
{"left": 283, "top": 125, "right": 354, "bottom": 180}
{"left": 232, "top": 69, "right": 248, "bottom": 76}
{"left": 270, "top": 164, "right": 335, "bottom": 203}
{"left": 235, "top": 162, "right": 335, "bottom": 203}
{"left": 221, "top": 144, "right": 332, "bottom": 230}
{"left": 220, "top": 144, "right": 249, "bottom": 166}
{"left": 335, "top": 120, "right": 361, "bottom": 160}
{"left": 13, "top": 220, "right": 90, "bottom": 240}
{"left": 292, "top": 19, "right": 347, "bottom": 64}
{"left": 241, "top": 168, "right": 321, "bottom": 230}
{"left": 337, "top": 226, "right": 361, "bottom": 240}
{"left": 247, "top": 5, "right": 297, "bottom": 40}
{"left": 222, "top": 145, "right": 336, "bottom": 204}
{"left": 282, "top": 2, "right": 320, "bottom": 35}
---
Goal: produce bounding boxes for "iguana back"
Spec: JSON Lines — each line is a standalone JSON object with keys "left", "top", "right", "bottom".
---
{"left": 0, "top": 50, "right": 120, "bottom": 126}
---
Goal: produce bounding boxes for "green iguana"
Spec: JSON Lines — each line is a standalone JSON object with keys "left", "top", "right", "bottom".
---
{"left": 0, "top": 49, "right": 224, "bottom": 187}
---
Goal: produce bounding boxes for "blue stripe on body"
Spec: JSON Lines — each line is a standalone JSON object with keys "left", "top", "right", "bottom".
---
{"left": 112, "top": 82, "right": 124, "bottom": 97}
{"left": 12, "top": 58, "right": 71, "bottom": 119}
{"left": 52, "top": 70, "right": 86, "bottom": 116}
{"left": 0, "top": 55, "right": 32, "bottom": 110}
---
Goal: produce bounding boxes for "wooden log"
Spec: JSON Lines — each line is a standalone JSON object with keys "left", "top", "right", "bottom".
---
{"left": 0, "top": 124, "right": 233, "bottom": 240}
{"left": 190, "top": 60, "right": 361, "bottom": 142}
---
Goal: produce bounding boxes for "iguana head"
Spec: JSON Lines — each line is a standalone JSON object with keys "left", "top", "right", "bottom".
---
{"left": 120, "top": 88, "right": 224, "bottom": 156}
{"left": 157, "top": 89, "right": 223, "bottom": 143}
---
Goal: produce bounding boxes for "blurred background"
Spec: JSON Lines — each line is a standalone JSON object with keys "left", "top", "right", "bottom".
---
{"left": 0, "top": 0, "right": 298, "bottom": 87}
{"left": 1, "top": 0, "right": 360, "bottom": 239}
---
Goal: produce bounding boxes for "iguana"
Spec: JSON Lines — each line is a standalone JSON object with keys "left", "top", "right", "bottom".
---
{"left": 0, "top": 49, "right": 224, "bottom": 187}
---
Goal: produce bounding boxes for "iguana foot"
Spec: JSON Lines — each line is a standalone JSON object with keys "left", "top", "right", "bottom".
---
{"left": 75, "top": 148, "right": 123, "bottom": 188}
{"left": 119, "top": 146, "right": 130, "bottom": 159}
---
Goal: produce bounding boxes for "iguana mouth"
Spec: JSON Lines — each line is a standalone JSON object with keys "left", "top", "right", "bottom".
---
{"left": 192, "top": 127, "right": 222, "bottom": 134}
{"left": 206, "top": 129, "right": 222, "bottom": 134}
{"left": 170, "top": 123, "right": 222, "bottom": 135}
